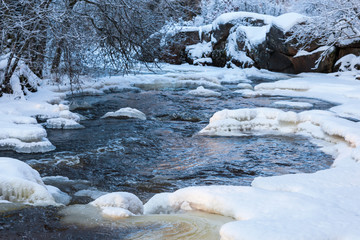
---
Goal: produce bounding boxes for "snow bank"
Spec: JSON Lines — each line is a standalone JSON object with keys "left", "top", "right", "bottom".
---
{"left": 0, "top": 157, "right": 56, "bottom": 205}
{"left": 254, "top": 73, "right": 360, "bottom": 119}
{"left": 101, "top": 107, "right": 146, "bottom": 120}
{"left": 199, "top": 108, "right": 360, "bottom": 156}
{"left": 187, "top": 86, "right": 221, "bottom": 97}
{"left": 90, "top": 192, "right": 143, "bottom": 219}
{"left": 0, "top": 116, "right": 55, "bottom": 153}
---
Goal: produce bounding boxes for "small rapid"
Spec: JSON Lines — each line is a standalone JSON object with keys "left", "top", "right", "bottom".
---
{"left": 0, "top": 75, "right": 334, "bottom": 238}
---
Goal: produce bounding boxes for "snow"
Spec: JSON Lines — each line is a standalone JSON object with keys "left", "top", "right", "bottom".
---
{"left": 237, "top": 83, "right": 253, "bottom": 90}
{"left": 147, "top": 106, "right": 360, "bottom": 239}
{"left": 101, "top": 107, "right": 146, "bottom": 120}
{"left": 238, "top": 25, "right": 270, "bottom": 46}
{"left": 0, "top": 157, "right": 56, "bottom": 205}
{"left": 226, "top": 28, "right": 255, "bottom": 65}
{"left": 186, "top": 42, "right": 212, "bottom": 60}
{"left": 272, "top": 12, "right": 307, "bottom": 32}
{"left": 212, "top": 11, "right": 275, "bottom": 28}
{"left": 187, "top": 86, "right": 221, "bottom": 97}
{"left": 335, "top": 54, "right": 360, "bottom": 72}
{"left": 45, "top": 118, "right": 84, "bottom": 129}
{"left": 294, "top": 46, "right": 333, "bottom": 58}
{"left": 2, "top": 63, "right": 360, "bottom": 238}
{"left": 90, "top": 192, "right": 144, "bottom": 219}
{"left": 193, "top": 57, "right": 213, "bottom": 65}
{"left": 273, "top": 101, "right": 313, "bottom": 109}
{"left": 136, "top": 64, "right": 360, "bottom": 240}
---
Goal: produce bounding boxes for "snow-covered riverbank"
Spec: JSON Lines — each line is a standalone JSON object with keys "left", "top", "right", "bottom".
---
{"left": 1, "top": 64, "right": 360, "bottom": 239}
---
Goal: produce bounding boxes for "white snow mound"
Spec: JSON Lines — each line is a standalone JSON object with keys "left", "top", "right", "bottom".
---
{"left": 187, "top": 86, "right": 221, "bottom": 97}
{"left": 101, "top": 107, "right": 146, "bottom": 120}
{"left": 90, "top": 192, "right": 144, "bottom": 219}
{"left": 0, "top": 157, "right": 56, "bottom": 205}
{"left": 45, "top": 118, "right": 84, "bottom": 129}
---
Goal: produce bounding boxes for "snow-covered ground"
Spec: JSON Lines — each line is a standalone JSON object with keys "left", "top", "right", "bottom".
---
{"left": 1, "top": 64, "right": 360, "bottom": 239}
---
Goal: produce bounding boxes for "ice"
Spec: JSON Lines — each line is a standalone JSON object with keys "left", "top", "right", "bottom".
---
{"left": 45, "top": 118, "right": 84, "bottom": 129}
{"left": 46, "top": 185, "right": 71, "bottom": 205}
{"left": 74, "top": 189, "right": 108, "bottom": 200}
{"left": 187, "top": 86, "right": 221, "bottom": 97}
{"left": 101, "top": 107, "right": 147, "bottom": 120}
{"left": 236, "top": 83, "right": 253, "bottom": 90}
{"left": 0, "top": 157, "right": 56, "bottom": 205}
{"left": 0, "top": 137, "right": 55, "bottom": 153}
{"left": 0, "top": 121, "right": 47, "bottom": 142}
{"left": 90, "top": 192, "right": 144, "bottom": 219}
{"left": 101, "top": 207, "right": 135, "bottom": 219}
{"left": 273, "top": 101, "right": 313, "bottom": 109}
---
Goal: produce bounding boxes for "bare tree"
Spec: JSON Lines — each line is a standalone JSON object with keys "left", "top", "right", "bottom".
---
{"left": 0, "top": 0, "right": 51, "bottom": 95}
{"left": 288, "top": 0, "right": 360, "bottom": 57}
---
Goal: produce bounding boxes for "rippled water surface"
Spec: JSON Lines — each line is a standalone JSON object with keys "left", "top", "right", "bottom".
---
{"left": 1, "top": 80, "right": 334, "bottom": 238}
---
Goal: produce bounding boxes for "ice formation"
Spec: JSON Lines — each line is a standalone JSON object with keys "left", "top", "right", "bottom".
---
{"left": 273, "top": 101, "right": 313, "bottom": 109}
{"left": 90, "top": 192, "right": 144, "bottom": 219}
{"left": 187, "top": 86, "right": 221, "bottom": 97}
{"left": 45, "top": 118, "right": 84, "bottom": 129}
{"left": 101, "top": 107, "right": 147, "bottom": 120}
{"left": 0, "top": 157, "right": 56, "bottom": 205}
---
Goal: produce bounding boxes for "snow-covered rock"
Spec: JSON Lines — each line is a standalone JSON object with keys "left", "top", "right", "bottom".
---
{"left": 90, "top": 192, "right": 144, "bottom": 219}
{"left": 237, "top": 83, "right": 253, "bottom": 90}
{"left": 187, "top": 86, "right": 221, "bottom": 97}
{"left": 0, "top": 119, "right": 55, "bottom": 153}
{"left": 335, "top": 54, "right": 360, "bottom": 72}
{"left": 101, "top": 107, "right": 146, "bottom": 120}
{"left": 0, "top": 157, "right": 56, "bottom": 205}
{"left": 45, "top": 118, "right": 84, "bottom": 129}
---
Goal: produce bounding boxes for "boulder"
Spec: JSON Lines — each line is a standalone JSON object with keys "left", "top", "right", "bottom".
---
{"left": 161, "top": 28, "right": 201, "bottom": 64}
{"left": 212, "top": 12, "right": 271, "bottom": 50}
{"left": 291, "top": 46, "right": 337, "bottom": 73}
{"left": 336, "top": 39, "right": 360, "bottom": 64}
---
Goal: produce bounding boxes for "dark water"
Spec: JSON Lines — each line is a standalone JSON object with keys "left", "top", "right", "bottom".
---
{"left": 0, "top": 84, "right": 334, "bottom": 238}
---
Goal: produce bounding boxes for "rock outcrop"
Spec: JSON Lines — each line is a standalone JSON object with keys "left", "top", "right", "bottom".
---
{"left": 153, "top": 11, "right": 360, "bottom": 74}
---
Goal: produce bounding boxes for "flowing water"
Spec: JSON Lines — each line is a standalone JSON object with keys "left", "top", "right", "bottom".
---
{"left": 0, "top": 79, "right": 334, "bottom": 239}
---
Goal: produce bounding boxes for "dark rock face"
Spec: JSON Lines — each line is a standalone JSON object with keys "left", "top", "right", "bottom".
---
{"left": 161, "top": 29, "right": 201, "bottom": 64}
{"left": 267, "top": 25, "right": 298, "bottom": 56}
{"left": 291, "top": 47, "right": 337, "bottom": 73}
{"left": 213, "top": 23, "right": 235, "bottom": 50}
{"left": 268, "top": 51, "right": 294, "bottom": 73}
{"left": 211, "top": 49, "right": 228, "bottom": 67}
